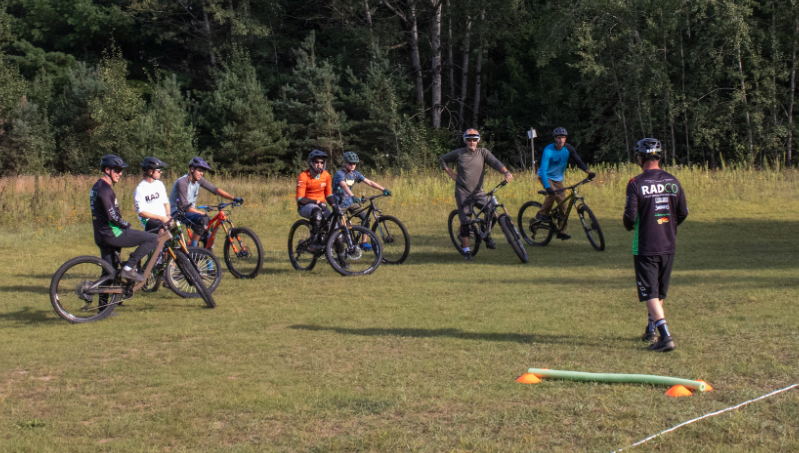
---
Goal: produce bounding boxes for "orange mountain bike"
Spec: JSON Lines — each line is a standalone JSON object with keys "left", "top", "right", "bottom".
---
{"left": 188, "top": 202, "right": 264, "bottom": 278}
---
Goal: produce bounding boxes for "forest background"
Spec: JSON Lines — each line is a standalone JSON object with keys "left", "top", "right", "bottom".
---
{"left": 2, "top": 0, "right": 799, "bottom": 176}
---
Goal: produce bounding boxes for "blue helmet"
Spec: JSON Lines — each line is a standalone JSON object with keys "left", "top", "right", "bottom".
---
{"left": 552, "top": 127, "right": 568, "bottom": 137}
{"left": 189, "top": 156, "right": 212, "bottom": 171}
{"left": 100, "top": 154, "right": 128, "bottom": 170}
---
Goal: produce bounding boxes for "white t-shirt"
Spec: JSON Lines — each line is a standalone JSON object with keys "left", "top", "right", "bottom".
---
{"left": 134, "top": 179, "right": 169, "bottom": 220}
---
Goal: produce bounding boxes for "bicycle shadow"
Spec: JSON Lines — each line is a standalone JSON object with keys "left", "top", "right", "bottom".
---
{"left": 0, "top": 285, "right": 51, "bottom": 295}
{"left": 0, "top": 306, "right": 60, "bottom": 326}
{"left": 289, "top": 324, "right": 631, "bottom": 347}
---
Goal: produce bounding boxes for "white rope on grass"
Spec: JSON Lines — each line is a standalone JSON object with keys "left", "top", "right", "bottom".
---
{"left": 610, "top": 383, "right": 799, "bottom": 453}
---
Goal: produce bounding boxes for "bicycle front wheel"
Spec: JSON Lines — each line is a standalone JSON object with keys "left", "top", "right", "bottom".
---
{"left": 498, "top": 214, "right": 529, "bottom": 263}
{"left": 447, "top": 209, "right": 480, "bottom": 257}
{"left": 288, "top": 219, "right": 319, "bottom": 271}
{"left": 326, "top": 226, "right": 383, "bottom": 276}
{"left": 172, "top": 249, "right": 216, "bottom": 308}
{"left": 577, "top": 204, "right": 605, "bottom": 251}
{"left": 50, "top": 256, "right": 120, "bottom": 323}
{"left": 371, "top": 215, "right": 410, "bottom": 264}
{"left": 223, "top": 227, "right": 264, "bottom": 278}
{"left": 164, "top": 247, "right": 222, "bottom": 298}
{"left": 517, "top": 201, "right": 554, "bottom": 246}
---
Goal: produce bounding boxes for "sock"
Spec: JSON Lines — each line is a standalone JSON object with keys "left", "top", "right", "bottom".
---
{"left": 463, "top": 246, "right": 471, "bottom": 253}
{"left": 646, "top": 315, "right": 655, "bottom": 333}
{"left": 190, "top": 239, "right": 199, "bottom": 247}
{"left": 122, "top": 265, "right": 133, "bottom": 271}
{"left": 654, "top": 319, "right": 670, "bottom": 338}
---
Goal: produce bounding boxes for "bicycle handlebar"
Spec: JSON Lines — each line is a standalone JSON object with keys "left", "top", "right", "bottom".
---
{"left": 197, "top": 201, "right": 242, "bottom": 211}
{"left": 551, "top": 177, "right": 594, "bottom": 194}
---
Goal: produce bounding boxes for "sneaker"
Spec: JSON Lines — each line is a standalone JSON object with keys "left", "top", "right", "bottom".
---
{"left": 648, "top": 335, "right": 675, "bottom": 352}
{"left": 485, "top": 236, "right": 497, "bottom": 249}
{"left": 463, "top": 251, "right": 473, "bottom": 261}
{"left": 362, "top": 243, "right": 373, "bottom": 252}
{"left": 120, "top": 268, "right": 145, "bottom": 282}
{"left": 337, "top": 256, "right": 351, "bottom": 270}
{"left": 535, "top": 213, "right": 551, "bottom": 223}
{"left": 641, "top": 330, "right": 657, "bottom": 343}
{"left": 556, "top": 232, "right": 571, "bottom": 241}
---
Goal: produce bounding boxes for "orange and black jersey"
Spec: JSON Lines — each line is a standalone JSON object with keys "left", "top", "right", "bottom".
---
{"left": 296, "top": 170, "right": 332, "bottom": 203}
{"left": 623, "top": 169, "right": 688, "bottom": 256}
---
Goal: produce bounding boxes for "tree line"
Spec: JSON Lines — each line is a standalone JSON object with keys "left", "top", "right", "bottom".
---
{"left": 1, "top": 0, "right": 798, "bottom": 175}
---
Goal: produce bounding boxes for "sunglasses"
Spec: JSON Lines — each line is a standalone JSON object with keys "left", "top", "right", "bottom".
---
{"left": 313, "top": 160, "right": 325, "bottom": 165}
{"left": 111, "top": 167, "right": 124, "bottom": 174}
{"left": 465, "top": 138, "right": 479, "bottom": 143}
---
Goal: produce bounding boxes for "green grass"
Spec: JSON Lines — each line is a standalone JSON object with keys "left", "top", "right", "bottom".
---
{"left": 1, "top": 167, "right": 798, "bottom": 452}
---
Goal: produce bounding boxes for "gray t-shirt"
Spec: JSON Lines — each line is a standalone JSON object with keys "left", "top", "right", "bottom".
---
{"left": 169, "top": 174, "right": 219, "bottom": 213}
{"left": 439, "top": 147, "right": 505, "bottom": 193}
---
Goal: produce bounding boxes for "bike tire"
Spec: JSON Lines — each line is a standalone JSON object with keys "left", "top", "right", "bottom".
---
{"left": 164, "top": 247, "right": 222, "bottom": 298}
{"left": 223, "top": 226, "right": 264, "bottom": 279}
{"left": 447, "top": 209, "right": 480, "bottom": 257}
{"left": 173, "top": 249, "right": 216, "bottom": 308}
{"left": 50, "top": 256, "right": 120, "bottom": 323}
{"left": 577, "top": 204, "right": 605, "bottom": 251}
{"left": 517, "top": 201, "right": 554, "bottom": 246}
{"left": 288, "top": 219, "right": 320, "bottom": 271}
{"left": 371, "top": 215, "right": 410, "bottom": 264}
{"left": 137, "top": 254, "right": 162, "bottom": 293}
{"left": 325, "top": 225, "right": 383, "bottom": 276}
{"left": 498, "top": 214, "right": 530, "bottom": 263}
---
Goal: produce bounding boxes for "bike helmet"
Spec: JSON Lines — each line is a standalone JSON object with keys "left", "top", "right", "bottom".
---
{"left": 552, "top": 127, "right": 568, "bottom": 137}
{"left": 635, "top": 138, "right": 662, "bottom": 160}
{"left": 141, "top": 156, "right": 168, "bottom": 170}
{"left": 307, "top": 149, "right": 328, "bottom": 176}
{"left": 342, "top": 151, "right": 359, "bottom": 164}
{"left": 463, "top": 128, "right": 480, "bottom": 142}
{"left": 100, "top": 154, "right": 128, "bottom": 170}
{"left": 189, "top": 156, "right": 212, "bottom": 171}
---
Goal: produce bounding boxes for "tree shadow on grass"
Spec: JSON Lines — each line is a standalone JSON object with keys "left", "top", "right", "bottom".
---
{"left": 0, "top": 285, "right": 51, "bottom": 295}
{"left": 0, "top": 306, "right": 60, "bottom": 326}
{"left": 289, "top": 324, "right": 631, "bottom": 347}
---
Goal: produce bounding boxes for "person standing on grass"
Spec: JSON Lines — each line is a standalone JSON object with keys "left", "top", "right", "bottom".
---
{"left": 169, "top": 157, "right": 243, "bottom": 247}
{"left": 333, "top": 151, "right": 391, "bottom": 251}
{"left": 134, "top": 157, "right": 171, "bottom": 233}
{"left": 91, "top": 155, "right": 158, "bottom": 282}
{"left": 440, "top": 128, "right": 513, "bottom": 260}
{"left": 623, "top": 138, "right": 689, "bottom": 352}
{"left": 536, "top": 127, "right": 595, "bottom": 240}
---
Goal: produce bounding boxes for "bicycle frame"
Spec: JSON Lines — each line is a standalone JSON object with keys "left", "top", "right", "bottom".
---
{"left": 90, "top": 228, "right": 174, "bottom": 297}
{"left": 465, "top": 182, "right": 511, "bottom": 239}
{"left": 187, "top": 203, "right": 249, "bottom": 257}
{"left": 345, "top": 194, "right": 388, "bottom": 228}
{"left": 546, "top": 179, "right": 591, "bottom": 227}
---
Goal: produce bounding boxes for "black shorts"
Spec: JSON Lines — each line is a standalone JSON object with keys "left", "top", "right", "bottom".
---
{"left": 633, "top": 254, "right": 674, "bottom": 302}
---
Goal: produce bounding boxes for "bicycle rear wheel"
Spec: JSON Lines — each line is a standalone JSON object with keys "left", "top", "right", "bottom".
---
{"left": 223, "top": 227, "right": 264, "bottom": 278}
{"left": 288, "top": 219, "right": 320, "bottom": 271}
{"left": 325, "top": 226, "right": 383, "bottom": 276}
{"left": 164, "top": 247, "right": 222, "bottom": 298}
{"left": 517, "top": 201, "right": 554, "bottom": 246}
{"left": 498, "top": 214, "right": 529, "bottom": 263}
{"left": 577, "top": 204, "right": 605, "bottom": 251}
{"left": 371, "top": 215, "right": 410, "bottom": 264}
{"left": 173, "top": 249, "right": 216, "bottom": 308}
{"left": 447, "top": 209, "right": 480, "bottom": 257}
{"left": 50, "top": 256, "right": 120, "bottom": 323}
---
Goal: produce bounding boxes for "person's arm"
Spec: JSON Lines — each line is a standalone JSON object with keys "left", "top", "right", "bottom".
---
{"left": 171, "top": 177, "right": 195, "bottom": 213}
{"left": 676, "top": 186, "right": 689, "bottom": 226}
{"left": 539, "top": 148, "right": 552, "bottom": 189}
{"left": 101, "top": 187, "right": 131, "bottom": 229}
{"left": 439, "top": 150, "right": 459, "bottom": 182}
{"left": 622, "top": 179, "right": 638, "bottom": 231}
{"left": 296, "top": 173, "right": 316, "bottom": 205}
{"left": 566, "top": 144, "right": 589, "bottom": 172}
{"left": 362, "top": 178, "right": 384, "bottom": 191}
{"left": 482, "top": 149, "right": 513, "bottom": 183}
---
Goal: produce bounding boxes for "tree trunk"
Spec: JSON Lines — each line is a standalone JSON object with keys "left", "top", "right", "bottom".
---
{"left": 447, "top": 0, "right": 455, "bottom": 107}
{"left": 680, "top": 25, "right": 690, "bottom": 164}
{"left": 364, "top": 0, "right": 373, "bottom": 29}
{"left": 409, "top": 1, "right": 424, "bottom": 111}
{"left": 430, "top": 0, "right": 443, "bottom": 129}
{"left": 472, "top": 41, "right": 483, "bottom": 128}
{"left": 662, "top": 21, "right": 675, "bottom": 165}
{"left": 736, "top": 41, "right": 755, "bottom": 165}
{"left": 458, "top": 17, "right": 472, "bottom": 130}
{"left": 201, "top": 0, "right": 217, "bottom": 66}
{"left": 610, "top": 56, "right": 631, "bottom": 161}
{"left": 790, "top": 19, "right": 798, "bottom": 168}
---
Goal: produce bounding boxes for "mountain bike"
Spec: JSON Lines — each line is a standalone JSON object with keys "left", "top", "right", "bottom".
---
{"left": 189, "top": 201, "right": 264, "bottom": 279}
{"left": 288, "top": 197, "right": 384, "bottom": 276}
{"left": 447, "top": 181, "right": 529, "bottom": 263}
{"left": 345, "top": 194, "right": 410, "bottom": 264}
{"left": 50, "top": 223, "right": 215, "bottom": 324}
{"left": 517, "top": 177, "right": 605, "bottom": 251}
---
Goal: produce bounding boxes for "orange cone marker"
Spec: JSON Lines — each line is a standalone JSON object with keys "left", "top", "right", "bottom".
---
{"left": 516, "top": 373, "right": 542, "bottom": 384}
{"left": 666, "top": 385, "right": 693, "bottom": 397}
{"left": 696, "top": 380, "right": 714, "bottom": 391}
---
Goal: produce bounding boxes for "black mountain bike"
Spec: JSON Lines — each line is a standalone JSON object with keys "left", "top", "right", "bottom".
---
{"left": 447, "top": 181, "right": 529, "bottom": 263}
{"left": 346, "top": 194, "right": 410, "bottom": 264}
{"left": 517, "top": 177, "right": 605, "bottom": 251}
{"left": 288, "top": 197, "right": 384, "bottom": 276}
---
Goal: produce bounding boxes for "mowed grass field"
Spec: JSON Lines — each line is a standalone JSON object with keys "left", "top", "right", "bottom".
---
{"left": 1, "top": 166, "right": 798, "bottom": 452}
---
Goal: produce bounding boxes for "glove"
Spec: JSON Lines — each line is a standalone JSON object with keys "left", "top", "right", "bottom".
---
{"left": 233, "top": 197, "right": 244, "bottom": 205}
{"left": 545, "top": 187, "right": 556, "bottom": 196}
{"left": 383, "top": 189, "right": 392, "bottom": 196}
{"left": 587, "top": 172, "right": 596, "bottom": 180}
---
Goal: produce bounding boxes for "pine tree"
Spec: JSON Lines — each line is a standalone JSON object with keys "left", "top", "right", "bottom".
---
{"left": 135, "top": 73, "right": 197, "bottom": 167}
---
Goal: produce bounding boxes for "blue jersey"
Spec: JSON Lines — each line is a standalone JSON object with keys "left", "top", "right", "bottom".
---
{"left": 332, "top": 169, "right": 366, "bottom": 208}
{"left": 537, "top": 143, "right": 588, "bottom": 189}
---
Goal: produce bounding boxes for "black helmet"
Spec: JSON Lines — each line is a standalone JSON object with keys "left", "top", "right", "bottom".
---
{"left": 189, "top": 156, "right": 212, "bottom": 171}
{"left": 635, "top": 138, "right": 662, "bottom": 160}
{"left": 100, "top": 154, "right": 128, "bottom": 170}
{"left": 342, "top": 151, "right": 359, "bottom": 164}
{"left": 307, "top": 149, "right": 329, "bottom": 175}
{"left": 552, "top": 127, "right": 568, "bottom": 137}
{"left": 141, "top": 157, "right": 168, "bottom": 171}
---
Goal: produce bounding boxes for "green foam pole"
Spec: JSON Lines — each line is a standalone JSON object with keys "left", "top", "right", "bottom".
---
{"left": 527, "top": 368, "right": 708, "bottom": 392}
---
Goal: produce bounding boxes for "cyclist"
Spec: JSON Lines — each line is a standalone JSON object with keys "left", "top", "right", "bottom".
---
{"left": 440, "top": 128, "right": 513, "bottom": 260}
{"left": 296, "top": 149, "right": 334, "bottom": 252}
{"left": 623, "top": 138, "right": 688, "bottom": 352}
{"left": 91, "top": 155, "right": 158, "bottom": 282}
{"left": 169, "top": 157, "right": 243, "bottom": 246}
{"left": 536, "top": 127, "right": 595, "bottom": 240}
{"left": 333, "top": 151, "right": 391, "bottom": 251}
{"left": 134, "top": 157, "right": 171, "bottom": 233}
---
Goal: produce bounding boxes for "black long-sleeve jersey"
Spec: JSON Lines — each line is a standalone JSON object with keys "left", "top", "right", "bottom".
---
{"left": 90, "top": 179, "right": 131, "bottom": 245}
{"left": 623, "top": 169, "right": 688, "bottom": 256}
